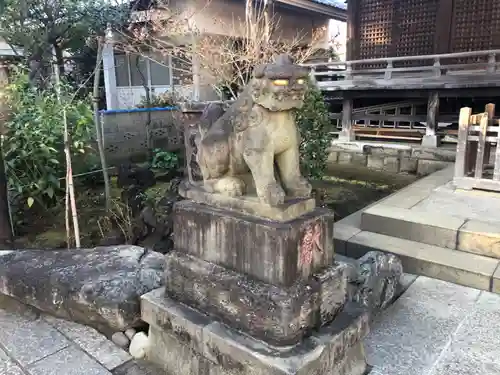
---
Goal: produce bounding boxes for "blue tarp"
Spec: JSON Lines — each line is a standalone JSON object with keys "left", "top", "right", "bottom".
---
{"left": 99, "top": 107, "right": 178, "bottom": 115}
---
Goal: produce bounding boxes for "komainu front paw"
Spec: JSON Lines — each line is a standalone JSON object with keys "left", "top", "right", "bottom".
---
{"left": 213, "top": 177, "right": 246, "bottom": 197}
{"left": 259, "top": 183, "right": 285, "bottom": 206}
{"left": 285, "top": 177, "right": 312, "bottom": 198}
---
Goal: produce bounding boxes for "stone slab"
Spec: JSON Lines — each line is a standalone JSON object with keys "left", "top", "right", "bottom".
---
{"left": 0, "top": 308, "right": 70, "bottom": 367}
{"left": 173, "top": 201, "right": 335, "bottom": 286}
{"left": 493, "top": 264, "right": 500, "bottom": 294}
{"left": 412, "top": 186, "right": 500, "bottom": 222}
{"left": 378, "top": 187, "right": 428, "bottom": 209}
{"left": 365, "top": 277, "right": 481, "bottom": 375}
{"left": 426, "top": 292, "right": 500, "bottom": 375}
{"left": 26, "top": 345, "right": 111, "bottom": 375}
{"left": 179, "top": 184, "right": 316, "bottom": 221}
{"left": 0, "top": 246, "right": 164, "bottom": 333}
{"left": 346, "top": 231, "right": 499, "bottom": 291}
{"left": 151, "top": 252, "right": 347, "bottom": 345}
{"left": 143, "top": 288, "right": 369, "bottom": 375}
{"left": 0, "top": 348, "right": 24, "bottom": 375}
{"left": 457, "top": 219, "right": 500, "bottom": 259}
{"left": 111, "top": 360, "right": 166, "bottom": 375}
{"left": 43, "top": 315, "right": 132, "bottom": 371}
{"left": 333, "top": 223, "right": 360, "bottom": 255}
{"left": 361, "top": 204, "right": 465, "bottom": 249}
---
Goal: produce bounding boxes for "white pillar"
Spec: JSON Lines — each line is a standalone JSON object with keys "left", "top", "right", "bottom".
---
{"left": 102, "top": 26, "right": 118, "bottom": 110}
{"left": 191, "top": 54, "right": 200, "bottom": 101}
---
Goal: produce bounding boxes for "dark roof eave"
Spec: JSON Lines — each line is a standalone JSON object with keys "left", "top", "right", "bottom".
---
{"left": 277, "top": 0, "right": 346, "bottom": 20}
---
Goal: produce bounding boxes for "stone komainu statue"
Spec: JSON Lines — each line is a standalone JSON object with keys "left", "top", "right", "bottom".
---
{"left": 187, "top": 54, "right": 312, "bottom": 207}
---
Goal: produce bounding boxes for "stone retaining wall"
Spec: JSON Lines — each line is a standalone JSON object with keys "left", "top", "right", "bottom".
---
{"left": 327, "top": 142, "right": 456, "bottom": 176}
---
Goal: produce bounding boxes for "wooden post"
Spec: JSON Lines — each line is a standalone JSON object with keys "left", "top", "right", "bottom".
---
{"left": 474, "top": 113, "right": 488, "bottom": 179}
{"left": 346, "top": 0, "right": 359, "bottom": 61}
{"left": 484, "top": 103, "right": 495, "bottom": 165}
{"left": 339, "top": 98, "right": 354, "bottom": 142}
{"left": 422, "top": 91, "right": 440, "bottom": 147}
{"left": 454, "top": 107, "right": 471, "bottom": 179}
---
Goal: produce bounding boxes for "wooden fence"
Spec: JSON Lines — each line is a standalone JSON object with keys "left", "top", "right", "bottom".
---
{"left": 453, "top": 103, "right": 500, "bottom": 191}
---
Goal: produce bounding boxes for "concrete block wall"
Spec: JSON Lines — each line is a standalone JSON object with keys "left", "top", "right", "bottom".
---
{"left": 328, "top": 142, "right": 456, "bottom": 176}
{"left": 101, "top": 108, "right": 184, "bottom": 164}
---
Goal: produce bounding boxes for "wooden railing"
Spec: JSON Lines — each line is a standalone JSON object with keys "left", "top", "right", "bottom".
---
{"left": 453, "top": 104, "right": 500, "bottom": 191}
{"left": 303, "top": 50, "right": 500, "bottom": 91}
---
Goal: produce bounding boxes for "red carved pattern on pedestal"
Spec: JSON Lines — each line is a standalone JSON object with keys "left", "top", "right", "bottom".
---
{"left": 299, "top": 222, "right": 323, "bottom": 268}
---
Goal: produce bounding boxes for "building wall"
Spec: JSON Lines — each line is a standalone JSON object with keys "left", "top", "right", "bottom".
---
{"left": 177, "top": 0, "right": 330, "bottom": 42}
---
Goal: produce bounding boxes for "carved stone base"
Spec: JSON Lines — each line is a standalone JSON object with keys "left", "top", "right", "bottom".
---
{"left": 164, "top": 251, "right": 348, "bottom": 345}
{"left": 142, "top": 288, "right": 369, "bottom": 375}
{"left": 173, "top": 201, "right": 335, "bottom": 287}
{"left": 179, "top": 183, "right": 316, "bottom": 221}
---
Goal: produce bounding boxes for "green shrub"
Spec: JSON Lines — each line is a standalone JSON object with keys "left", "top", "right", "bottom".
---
{"left": 3, "top": 68, "right": 96, "bottom": 210}
{"left": 295, "top": 82, "right": 333, "bottom": 179}
{"left": 151, "top": 148, "right": 179, "bottom": 171}
{"left": 137, "top": 92, "right": 179, "bottom": 108}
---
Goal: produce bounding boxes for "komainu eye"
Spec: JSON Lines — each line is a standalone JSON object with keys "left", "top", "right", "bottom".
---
{"left": 273, "top": 79, "right": 289, "bottom": 86}
{"left": 297, "top": 78, "right": 305, "bottom": 84}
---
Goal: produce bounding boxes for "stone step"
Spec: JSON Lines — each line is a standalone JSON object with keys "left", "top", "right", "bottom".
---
{"left": 360, "top": 204, "right": 500, "bottom": 260}
{"left": 338, "top": 228, "right": 500, "bottom": 293}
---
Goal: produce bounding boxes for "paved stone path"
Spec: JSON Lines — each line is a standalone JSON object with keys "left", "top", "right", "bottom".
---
{"left": 0, "top": 276, "right": 499, "bottom": 374}
{"left": 0, "top": 295, "right": 161, "bottom": 375}
{"left": 366, "top": 276, "right": 500, "bottom": 375}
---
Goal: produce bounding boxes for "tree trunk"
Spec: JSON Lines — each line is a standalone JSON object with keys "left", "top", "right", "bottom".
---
{"left": 53, "top": 44, "right": 65, "bottom": 77}
{"left": 0, "top": 64, "right": 13, "bottom": 248}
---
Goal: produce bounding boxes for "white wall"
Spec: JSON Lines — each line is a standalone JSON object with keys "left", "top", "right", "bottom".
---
{"left": 329, "top": 19, "right": 347, "bottom": 61}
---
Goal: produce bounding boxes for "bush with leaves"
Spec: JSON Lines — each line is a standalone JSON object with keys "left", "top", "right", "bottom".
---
{"left": 151, "top": 148, "right": 179, "bottom": 172}
{"left": 3, "top": 69, "right": 96, "bottom": 211}
{"left": 137, "top": 92, "right": 180, "bottom": 108}
{"left": 295, "top": 82, "right": 333, "bottom": 180}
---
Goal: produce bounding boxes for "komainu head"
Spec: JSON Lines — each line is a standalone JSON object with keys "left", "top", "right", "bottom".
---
{"left": 251, "top": 54, "right": 310, "bottom": 112}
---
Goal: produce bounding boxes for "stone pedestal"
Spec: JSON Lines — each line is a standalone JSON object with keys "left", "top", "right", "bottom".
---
{"left": 142, "top": 288, "right": 369, "bottom": 375}
{"left": 141, "top": 196, "right": 370, "bottom": 374}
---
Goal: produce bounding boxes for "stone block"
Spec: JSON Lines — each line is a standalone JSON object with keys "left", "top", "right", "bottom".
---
{"left": 492, "top": 265, "right": 500, "bottom": 294}
{"left": 179, "top": 184, "right": 316, "bottom": 222}
{"left": 367, "top": 155, "right": 384, "bottom": 170}
{"left": 382, "top": 156, "right": 400, "bottom": 174}
{"left": 173, "top": 201, "right": 335, "bottom": 286}
{"left": 400, "top": 157, "right": 418, "bottom": 174}
{"left": 412, "top": 147, "right": 455, "bottom": 162}
{"left": 159, "top": 253, "right": 348, "bottom": 345}
{"left": 26, "top": 346, "right": 111, "bottom": 375}
{"left": 457, "top": 219, "right": 500, "bottom": 259}
{"left": 361, "top": 204, "right": 464, "bottom": 249}
{"left": 363, "top": 145, "right": 402, "bottom": 157}
{"left": 351, "top": 153, "right": 367, "bottom": 166}
{"left": 327, "top": 151, "right": 339, "bottom": 164}
{"left": 338, "top": 152, "right": 353, "bottom": 164}
{"left": 147, "top": 326, "right": 207, "bottom": 375}
{"left": 144, "top": 290, "right": 369, "bottom": 375}
{"left": 141, "top": 288, "right": 211, "bottom": 354}
{"left": 416, "top": 160, "right": 451, "bottom": 176}
{"left": 333, "top": 223, "right": 361, "bottom": 255}
{"left": 346, "top": 231, "right": 498, "bottom": 291}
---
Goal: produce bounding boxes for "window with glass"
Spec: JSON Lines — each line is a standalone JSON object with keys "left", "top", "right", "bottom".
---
{"left": 114, "top": 52, "right": 179, "bottom": 87}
